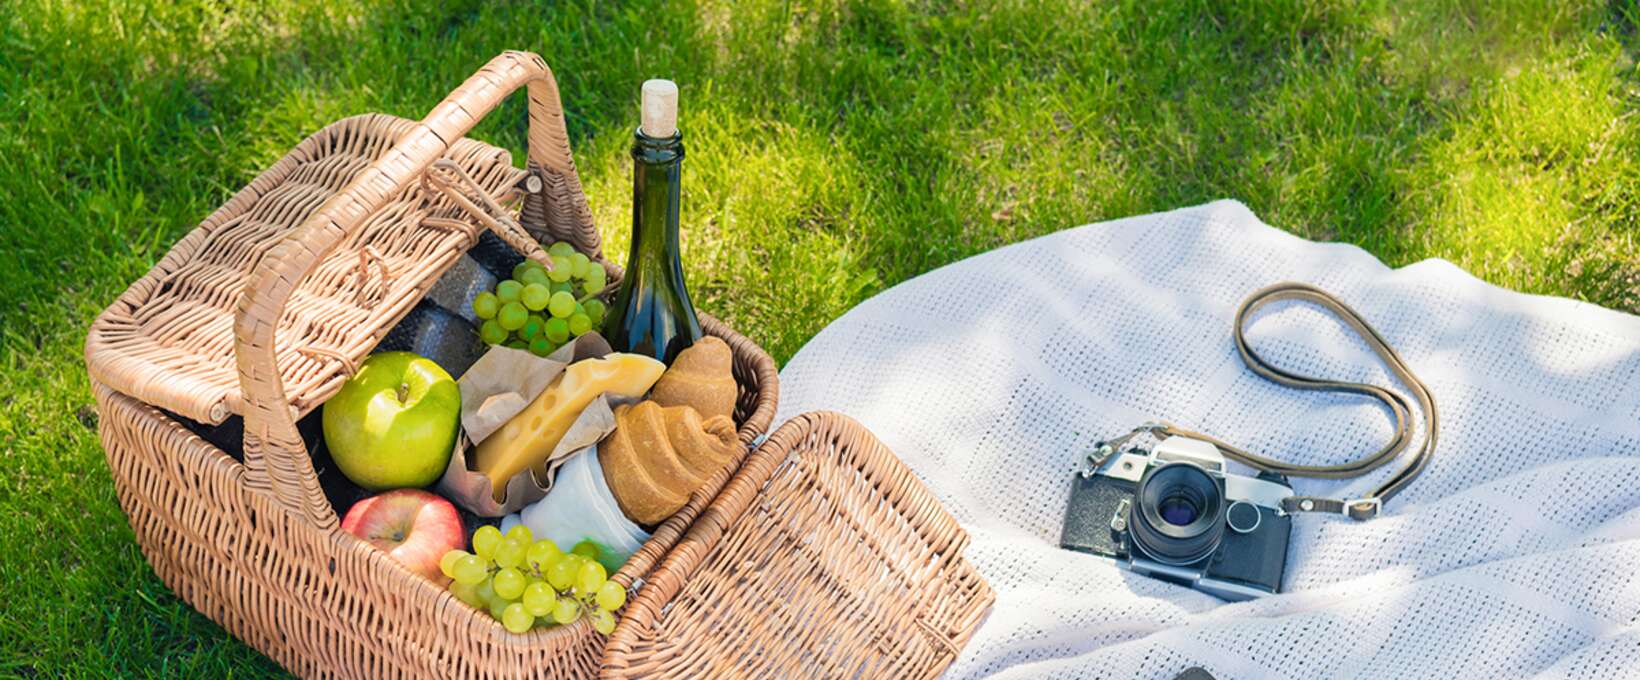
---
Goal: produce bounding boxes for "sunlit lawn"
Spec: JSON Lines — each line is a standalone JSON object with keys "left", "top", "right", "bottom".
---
{"left": 2, "top": 0, "right": 1637, "bottom": 675}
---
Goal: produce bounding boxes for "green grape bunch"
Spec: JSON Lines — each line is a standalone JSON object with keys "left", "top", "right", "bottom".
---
{"left": 439, "top": 525, "right": 626, "bottom": 635}
{"left": 472, "top": 241, "right": 612, "bottom": 357}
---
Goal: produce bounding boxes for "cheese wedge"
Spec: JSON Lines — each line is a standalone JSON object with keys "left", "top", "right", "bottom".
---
{"left": 471, "top": 353, "right": 664, "bottom": 500}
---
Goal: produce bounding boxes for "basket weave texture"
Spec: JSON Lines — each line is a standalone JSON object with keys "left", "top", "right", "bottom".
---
{"left": 85, "top": 115, "right": 524, "bottom": 428}
{"left": 86, "top": 51, "right": 779, "bottom": 678}
{"left": 602, "top": 412, "right": 995, "bottom": 679}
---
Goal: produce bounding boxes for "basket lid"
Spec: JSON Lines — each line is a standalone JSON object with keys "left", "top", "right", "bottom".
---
{"left": 86, "top": 113, "right": 524, "bottom": 425}
{"left": 601, "top": 411, "right": 994, "bottom": 678}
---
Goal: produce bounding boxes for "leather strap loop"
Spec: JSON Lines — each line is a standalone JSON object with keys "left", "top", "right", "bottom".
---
{"left": 1161, "top": 282, "right": 1439, "bottom": 520}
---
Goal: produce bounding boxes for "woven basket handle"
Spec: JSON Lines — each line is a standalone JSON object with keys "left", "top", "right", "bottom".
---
{"left": 233, "top": 51, "right": 592, "bottom": 529}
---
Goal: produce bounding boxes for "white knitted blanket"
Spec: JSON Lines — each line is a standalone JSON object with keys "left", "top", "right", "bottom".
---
{"left": 774, "top": 200, "right": 1640, "bottom": 679}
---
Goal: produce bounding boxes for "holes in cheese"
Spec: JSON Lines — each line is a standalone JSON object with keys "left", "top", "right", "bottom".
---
{"left": 470, "top": 353, "right": 665, "bottom": 501}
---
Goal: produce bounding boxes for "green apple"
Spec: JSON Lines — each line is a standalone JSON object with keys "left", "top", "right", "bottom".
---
{"left": 323, "top": 351, "right": 460, "bottom": 490}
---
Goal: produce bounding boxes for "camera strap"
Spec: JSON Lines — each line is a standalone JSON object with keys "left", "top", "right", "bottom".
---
{"left": 1090, "top": 282, "right": 1438, "bottom": 521}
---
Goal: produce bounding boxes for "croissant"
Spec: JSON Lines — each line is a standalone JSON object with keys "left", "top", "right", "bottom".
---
{"left": 599, "top": 401, "right": 739, "bottom": 524}
{"left": 649, "top": 336, "right": 737, "bottom": 420}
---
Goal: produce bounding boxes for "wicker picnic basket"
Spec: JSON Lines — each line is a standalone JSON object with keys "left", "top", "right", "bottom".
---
{"left": 86, "top": 49, "right": 992, "bottom": 678}
{"left": 84, "top": 51, "right": 779, "bottom": 678}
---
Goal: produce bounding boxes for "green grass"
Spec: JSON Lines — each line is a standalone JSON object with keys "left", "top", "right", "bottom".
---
{"left": 2, "top": 0, "right": 1638, "bottom": 675}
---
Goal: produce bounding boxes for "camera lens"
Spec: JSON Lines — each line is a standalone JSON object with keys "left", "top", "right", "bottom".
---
{"left": 1157, "top": 496, "right": 1199, "bottom": 526}
{"left": 1129, "top": 461, "right": 1226, "bottom": 566}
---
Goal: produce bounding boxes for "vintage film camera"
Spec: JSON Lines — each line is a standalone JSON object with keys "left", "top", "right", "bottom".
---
{"left": 1061, "top": 435, "right": 1293, "bottom": 600}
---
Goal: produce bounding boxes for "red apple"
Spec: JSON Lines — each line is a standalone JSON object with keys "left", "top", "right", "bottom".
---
{"left": 341, "top": 489, "right": 465, "bottom": 583}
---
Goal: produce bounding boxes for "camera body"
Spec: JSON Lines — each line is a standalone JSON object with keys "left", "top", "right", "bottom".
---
{"left": 1060, "top": 436, "right": 1292, "bottom": 601}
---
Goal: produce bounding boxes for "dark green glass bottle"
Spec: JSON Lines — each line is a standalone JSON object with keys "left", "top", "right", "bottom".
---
{"left": 604, "top": 80, "right": 701, "bottom": 363}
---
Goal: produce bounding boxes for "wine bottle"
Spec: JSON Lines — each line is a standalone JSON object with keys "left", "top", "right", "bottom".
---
{"left": 604, "top": 79, "right": 702, "bottom": 363}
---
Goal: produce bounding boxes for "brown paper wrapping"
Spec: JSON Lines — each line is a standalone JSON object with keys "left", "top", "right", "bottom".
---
{"left": 434, "top": 333, "right": 630, "bottom": 516}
